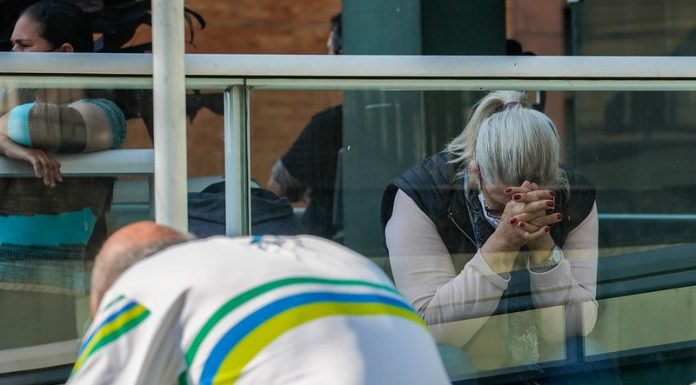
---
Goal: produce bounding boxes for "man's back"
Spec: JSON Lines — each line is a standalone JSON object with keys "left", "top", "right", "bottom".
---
{"left": 69, "top": 235, "right": 449, "bottom": 385}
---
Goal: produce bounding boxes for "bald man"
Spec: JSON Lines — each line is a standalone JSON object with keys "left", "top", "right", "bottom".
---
{"left": 68, "top": 222, "right": 449, "bottom": 385}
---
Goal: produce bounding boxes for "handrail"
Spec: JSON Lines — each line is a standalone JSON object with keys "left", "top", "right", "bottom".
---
{"left": 3, "top": 53, "right": 696, "bottom": 79}
{"left": 0, "top": 339, "right": 79, "bottom": 374}
{"left": 1, "top": 53, "right": 696, "bottom": 382}
{"left": 0, "top": 149, "right": 153, "bottom": 177}
{"left": 152, "top": 0, "right": 188, "bottom": 231}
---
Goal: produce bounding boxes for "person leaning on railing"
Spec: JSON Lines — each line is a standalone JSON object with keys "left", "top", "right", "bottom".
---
{"left": 0, "top": 0, "right": 126, "bottom": 289}
{"left": 381, "top": 91, "right": 607, "bottom": 378}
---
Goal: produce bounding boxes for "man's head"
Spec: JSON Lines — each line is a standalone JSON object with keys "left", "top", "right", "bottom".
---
{"left": 326, "top": 13, "right": 342, "bottom": 55}
{"left": 90, "top": 221, "right": 195, "bottom": 316}
{"left": 12, "top": 0, "right": 93, "bottom": 53}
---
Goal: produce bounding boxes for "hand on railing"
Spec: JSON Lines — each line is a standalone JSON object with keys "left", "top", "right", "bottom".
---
{"left": 0, "top": 113, "right": 63, "bottom": 186}
{"left": 0, "top": 133, "right": 62, "bottom": 187}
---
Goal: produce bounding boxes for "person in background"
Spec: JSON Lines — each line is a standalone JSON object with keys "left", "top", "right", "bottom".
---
{"left": 187, "top": 179, "right": 305, "bottom": 237}
{"left": 267, "top": 13, "right": 343, "bottom": 239}
{"left": 381, "top": 91, "right": 606, "bottom": 381}
{"left": 68, "top": 221, "right": 450, "bottom": 385}
{"left": 0, "top": 0, "right": 126, "bottom": 290}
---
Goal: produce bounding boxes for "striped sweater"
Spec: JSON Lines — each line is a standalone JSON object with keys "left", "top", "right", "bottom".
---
{"left": 0, "top": 98, "right": 126, "bottom": 292}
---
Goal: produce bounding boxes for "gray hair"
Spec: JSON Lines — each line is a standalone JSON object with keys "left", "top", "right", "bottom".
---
{"left": 446, "top": 90, "right": 567, "bottom": 191}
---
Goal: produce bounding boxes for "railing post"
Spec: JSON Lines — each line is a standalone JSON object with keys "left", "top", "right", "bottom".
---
{"left": 224, "top": 85, "right": 250, "bottom": 236}
{"left": 151, "top": 0, "right": 188, "bottom": 231}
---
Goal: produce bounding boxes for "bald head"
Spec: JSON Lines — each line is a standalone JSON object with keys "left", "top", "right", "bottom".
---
{"left": 90, "top": 221, "right": 195, "bottom": 316}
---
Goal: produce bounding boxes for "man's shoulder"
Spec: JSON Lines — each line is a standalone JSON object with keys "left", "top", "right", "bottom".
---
{"left": 307, "top": 105, "right": 342, "bottom": 127}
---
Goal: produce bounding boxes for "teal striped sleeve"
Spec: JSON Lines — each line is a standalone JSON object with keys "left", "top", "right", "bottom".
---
{"left": 80, "top": 98, "right": 127, "bottom": 149}
{"left": 6, "top": 102, "right": 34, "bottom": 147}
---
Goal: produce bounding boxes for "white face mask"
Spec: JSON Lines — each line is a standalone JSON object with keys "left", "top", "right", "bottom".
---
{"left": 478, "top": 193, "right": 501, "bottom": 227}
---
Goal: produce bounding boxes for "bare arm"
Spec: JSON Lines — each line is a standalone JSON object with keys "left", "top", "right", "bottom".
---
{"left": 267, "top": 159, "right": 309, "bottom": 203}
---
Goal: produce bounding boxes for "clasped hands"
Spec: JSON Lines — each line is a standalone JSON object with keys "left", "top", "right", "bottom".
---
{"left": 482, "top": 180, "right": 561, "bottom": 273}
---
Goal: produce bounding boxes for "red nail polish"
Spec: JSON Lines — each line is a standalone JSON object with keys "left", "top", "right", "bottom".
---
{"left": 544, "top": 226, "right": 551, "bottom": 232}
{"left": 513, "top": 194, "right": 522, "bottom": 201}
{"left": 519, "top": 222, "right": 525, "bottom": 228}
{"left": 550, "top": 191, "right": 557, "bottom": 197}
{"left": 556, "top": 213, "right": 563, "bottom": 220}
{"left": 546, "top": 200, "right": 554, "bottom": 207}
{"left": 509, "top": 217, "right": 518, "bottom": 225}
{"left": 505, "top": 187, "right": 513, "bottom": 194}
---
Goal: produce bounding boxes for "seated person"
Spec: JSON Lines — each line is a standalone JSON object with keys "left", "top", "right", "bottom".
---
{"left": 68, "top": 221, "right": 450, "bottom": 385}
{"left": 0, "top": 0, "right": 126, "bottom": 290}
{"left": 188, "top": 180, "right": 304, "bottom": 237}
{"left": 381, "top": 91, "right": 602, "bottom": 377}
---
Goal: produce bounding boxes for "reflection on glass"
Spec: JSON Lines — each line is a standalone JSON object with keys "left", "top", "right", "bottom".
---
{"left": 252, "top": 88, "right": 696, "bottom": 384}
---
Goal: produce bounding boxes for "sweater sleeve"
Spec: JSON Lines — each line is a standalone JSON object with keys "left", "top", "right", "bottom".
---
{"left": 529, "top": 202, "right": 599, "bottom": 341}
{"left": 5, "top": 98, "right": 126, "bottom": 153}
{"left": 386, "top": 190, "right": 512, "bottom": 344}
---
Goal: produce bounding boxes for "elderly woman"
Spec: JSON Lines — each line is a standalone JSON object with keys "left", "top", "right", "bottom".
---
{"left": 381, "top": 91, "right": 598, "bottom": 371}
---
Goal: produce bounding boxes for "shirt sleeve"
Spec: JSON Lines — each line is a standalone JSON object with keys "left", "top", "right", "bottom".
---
{"left": 529, "top": 202, "right": 599, "bottom": 340}
{"left": 67, "top": 295, "right": 185, "bottom": 385}
{"left": 280, "top": 106, "right": 342, "bottom": 189}
{"left": 386, "top": 189, "right": 510, "bottom": 341}
{"left": 5, "top": 98, "right": 126, "bottom": 153}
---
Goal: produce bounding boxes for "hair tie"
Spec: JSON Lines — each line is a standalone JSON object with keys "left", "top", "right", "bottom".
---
{"left": 494, "top": 101, "right": 521, "bottom": 113}
{"left": 503, "top": 101, "right": 520, "bottom": 109}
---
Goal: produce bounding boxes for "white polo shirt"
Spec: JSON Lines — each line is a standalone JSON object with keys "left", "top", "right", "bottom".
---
{"left": 67, "top": 235, "right": 449, "bottom": 385}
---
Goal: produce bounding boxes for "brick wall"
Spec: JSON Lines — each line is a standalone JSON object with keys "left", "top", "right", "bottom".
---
{"left": 124, "top": 1, "right": 564, "bottom": 183}
{"left": 123, "top": 0, "right": 342, "bottom": 185}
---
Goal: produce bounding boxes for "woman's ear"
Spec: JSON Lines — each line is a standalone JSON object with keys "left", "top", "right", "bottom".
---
{"left": 56, "top": 42, "right": 74, "bottom": 52}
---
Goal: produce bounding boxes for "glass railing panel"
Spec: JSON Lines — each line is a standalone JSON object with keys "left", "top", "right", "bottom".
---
{"left": 0, "top": 80, "right": 155, "bottom": 376}
{"left": 249, "top": 87, "right": 696, "bottom": 384}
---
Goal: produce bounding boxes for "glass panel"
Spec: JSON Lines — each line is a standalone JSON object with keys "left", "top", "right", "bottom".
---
{"left": 570, "top": 0, "right": 696, "bottom": 56}
{"left": 0, "top": 83, "right": 155, "bottom": 374}
{"left": 250, "top": 88, "right": 696, "bottom": 384}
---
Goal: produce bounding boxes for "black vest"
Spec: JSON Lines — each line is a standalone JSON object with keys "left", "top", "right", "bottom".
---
{"left": 382, "top": 152, "right": 595, "bottom": 255}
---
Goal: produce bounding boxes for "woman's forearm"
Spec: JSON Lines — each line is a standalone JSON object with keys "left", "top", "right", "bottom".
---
{"left": 4, "top": 99, "right": 126, "bottom": 153}
{"left": 387, "top": 190, "right": 508, "bottom": 327}
{"left": 530, "top": 203, "right": 599, "bottom": 340}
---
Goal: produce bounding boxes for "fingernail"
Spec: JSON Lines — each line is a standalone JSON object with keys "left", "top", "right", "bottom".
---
{"left": 504, "top": 187, "right": 513, "bottom": 194}
{"left": 550, "top": 191, "right": 557, "bottom": 197}
{"left": 513, "top": 194, "right": 522, "bottom": 201}
{"left": 509, "top": 217, "right": 518, "bottom": 225}
{"left": 519, "top": 222, "right": 525, "bottom": 228}
{"left": 546, "top": 200, "right": 554, "bottom": 207}
{"left": 556, "top": 213, "right": 563, "bottom": 220}
{"left": 544, "top": 226, "right": 551, "bottom": 232}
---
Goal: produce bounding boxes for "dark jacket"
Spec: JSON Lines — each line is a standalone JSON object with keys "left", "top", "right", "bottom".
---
{"left": 188, "top": 181, "right": 304, "bottom": 237}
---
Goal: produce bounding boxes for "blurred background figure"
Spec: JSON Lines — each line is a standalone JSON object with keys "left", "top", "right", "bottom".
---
{"left": 267, "top": 13, "right": 344, "bottom": 240}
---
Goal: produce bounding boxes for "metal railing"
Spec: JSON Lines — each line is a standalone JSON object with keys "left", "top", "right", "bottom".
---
{"left": 4, "top": 53, "right": 696, "bottom": 236}
{"left": 2, "top": 52, "right": 696, "bottom": 382}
